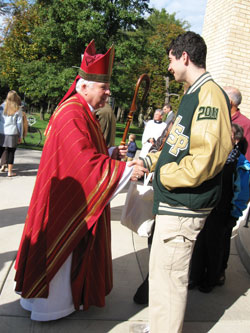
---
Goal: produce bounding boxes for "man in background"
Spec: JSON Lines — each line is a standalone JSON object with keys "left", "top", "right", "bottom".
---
{"left": 95, "top": 97, "right": 116, "bottom": 147}
{"left": 224, "top": 86, "right": 250, "bottom": 161}
{"left": 163, "top": 102, "right": 174, "bottom": 126}
{"left": 139, "top": 109, "right": 166, "bottom": 158}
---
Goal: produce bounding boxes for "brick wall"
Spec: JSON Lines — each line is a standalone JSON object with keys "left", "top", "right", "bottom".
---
{"left": 202, "top": 0, "right": 250, "bottom": 117}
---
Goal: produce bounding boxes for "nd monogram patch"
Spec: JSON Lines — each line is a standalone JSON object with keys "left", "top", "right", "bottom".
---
{"left": 166, "top": 115, "right": 189, "bottom": 156}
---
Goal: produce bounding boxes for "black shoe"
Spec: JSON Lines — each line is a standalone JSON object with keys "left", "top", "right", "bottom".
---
{"left": 133, "top": 275, "right": 149, "bottom": 305}
{"left": 198, "top": 283, "right": 213, "bottom": 293}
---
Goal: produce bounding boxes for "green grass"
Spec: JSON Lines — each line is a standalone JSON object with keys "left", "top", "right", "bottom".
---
{"left": 19, "top": 113, "right": 50, "bottom": 151}
{"left": 19, "top": 113, "right": 143, "bottom": 150}
{"left": 115, "top": 122, "right": 143, "bottom": 148}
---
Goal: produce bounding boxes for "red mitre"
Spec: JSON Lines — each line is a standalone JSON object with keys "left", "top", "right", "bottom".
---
{"left": 58, "top": 40, "right": 114, "bottom": 106}
{"left": 79, "top": 40, "right": 114, "bottom": 83}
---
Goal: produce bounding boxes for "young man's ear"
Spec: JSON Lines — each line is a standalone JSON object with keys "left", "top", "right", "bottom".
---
{"left": 182, "top": 51, "right": 189, "bottom": 65}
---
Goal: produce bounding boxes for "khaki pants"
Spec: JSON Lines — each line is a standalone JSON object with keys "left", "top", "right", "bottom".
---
{"left": 149, "top": 214, "right": 207, "bottom": 333}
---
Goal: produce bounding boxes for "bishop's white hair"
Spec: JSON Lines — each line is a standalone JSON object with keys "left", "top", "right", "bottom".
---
{"left": 75, "top": 78, "right": 95, "bottom": 92}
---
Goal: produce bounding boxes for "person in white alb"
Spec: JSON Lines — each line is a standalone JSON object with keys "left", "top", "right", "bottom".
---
{"left": 140, "top": 109, "right": 167, "bottom": 158}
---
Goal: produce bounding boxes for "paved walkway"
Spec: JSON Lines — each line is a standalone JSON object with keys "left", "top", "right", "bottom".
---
{"left": 0, "top": 148, "right": 250, "bottom": 332}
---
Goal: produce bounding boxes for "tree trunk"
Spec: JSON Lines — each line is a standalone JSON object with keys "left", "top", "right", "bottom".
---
{"left": 116, "top": 107, "right": 122, "bottom": 122}
{"left": 47, "top": 100, "right": 51, "bottom": 114}
{"left": 40, "top": 106, "right": 44, "bottom": 120}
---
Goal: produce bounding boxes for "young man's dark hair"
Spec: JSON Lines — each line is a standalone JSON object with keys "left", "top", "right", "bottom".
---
{"left": 163, "top": 103, "right": 172, "bottom": 110}
{"left": 167, "top": 31, "right": 207, "bottom": 69}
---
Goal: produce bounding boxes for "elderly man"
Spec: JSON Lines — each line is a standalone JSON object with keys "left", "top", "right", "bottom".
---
{"left": 224, "top": 86, "right": 250, "bottom": 161}
{"left": 14, "top": 40, "right": 147, "bottom": 321}
{"left": 139, "top": 109, "right": 167, "bottom": 158}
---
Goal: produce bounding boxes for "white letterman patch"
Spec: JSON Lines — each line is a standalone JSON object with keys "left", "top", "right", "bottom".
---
{"left": 166, "top": 115, "right": 189, "bottom": 156}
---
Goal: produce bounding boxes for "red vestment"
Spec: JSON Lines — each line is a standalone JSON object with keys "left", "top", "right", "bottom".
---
{"left": 14, "top": 93, "right": 125, "bottom": 310}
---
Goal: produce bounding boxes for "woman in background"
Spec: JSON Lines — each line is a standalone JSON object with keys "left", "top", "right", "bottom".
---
{"left": 0, "top": 90, "right": 23, "bottom": 177}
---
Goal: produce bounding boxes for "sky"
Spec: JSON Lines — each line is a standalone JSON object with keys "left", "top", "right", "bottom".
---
{"left": 0, "top": 1, "right": 207, "bottom": 36}
{"left": 149, "top": 0, "right": 207, "bottom": 35}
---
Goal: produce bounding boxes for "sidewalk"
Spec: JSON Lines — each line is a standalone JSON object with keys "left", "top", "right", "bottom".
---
{"left": 1, "top": 148, "right": 250, "bottom": 332}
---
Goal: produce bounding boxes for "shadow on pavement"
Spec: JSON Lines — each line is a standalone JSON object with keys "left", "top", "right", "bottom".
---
{"left": 0, "top": 247, "right": 250, "bottom": 332}
{"left": 184, "top": 237, "right": 250, "bottom": 332}
{"left": 0, "top": 251, "right": 17, "bottom": 274}
{"left": 0, "top": 207, "right": 28, "bottom": 228}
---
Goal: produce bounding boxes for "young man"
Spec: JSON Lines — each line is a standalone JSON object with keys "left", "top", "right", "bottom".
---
{"left": 131, "top": 31, "right": 232, "bottom": 333}
{"left": 14, "top": 40, "right": 147, "bottom": 321}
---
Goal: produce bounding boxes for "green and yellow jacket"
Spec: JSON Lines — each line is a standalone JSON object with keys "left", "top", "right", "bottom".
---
{"left": 143, "top": 72, "right": 232, "bottom": 217}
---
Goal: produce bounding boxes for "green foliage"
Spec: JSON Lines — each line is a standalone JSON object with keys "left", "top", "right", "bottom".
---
{"left": 0, "top": 0, "right": 40, "bottom": 94}
{"left": 0, "top": 0, "right": 152, "bottom": 107}
{"left": 0, "top": 1, "right": 11, "bottom": 15}
{"left": 136, "top": 9, "right": 189, "bottom": 113}
{"left": 0, "top": 1, "right": 188, "bottom": 116}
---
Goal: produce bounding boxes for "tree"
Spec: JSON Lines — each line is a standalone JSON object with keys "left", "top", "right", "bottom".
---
{"left": 0, "top": 2, "right": 189, "bottom": 120}
{"left": 0, "top": 0, "right": 151, "bottom": 117}
{"left": 137, "top": 9, "right": 190, "bottom": 115}
{"left": 115, "top": 9, "right": 189, "bottom": 124}
{"left": 0, "top": 1, "right": 39, "bottom": 95}
{"left": 0, "top": 1, "right": 11, "bottom": 15}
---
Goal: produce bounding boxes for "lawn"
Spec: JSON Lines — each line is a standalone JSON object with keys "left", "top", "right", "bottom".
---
{"left": 19, "top": 113, "right": 50, "bottom": 151}
{"left": 19, "top": 113, "right": 143, "bottom": 151}
{"left": 115, "top": 122, "right": 143, "bottom": 148}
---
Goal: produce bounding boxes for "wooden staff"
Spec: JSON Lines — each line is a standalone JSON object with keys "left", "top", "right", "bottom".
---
{"left": 120, "top": 73, "right": 150, "bottom": 146}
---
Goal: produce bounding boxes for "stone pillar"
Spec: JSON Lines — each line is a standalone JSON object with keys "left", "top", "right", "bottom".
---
{"left": 202, "top": 0, "right": 250, "bottom": 117}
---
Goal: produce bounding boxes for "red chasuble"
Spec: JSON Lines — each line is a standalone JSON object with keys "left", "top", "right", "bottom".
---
{"left": 14, "top": 93, "right": 126, "bottom": 310}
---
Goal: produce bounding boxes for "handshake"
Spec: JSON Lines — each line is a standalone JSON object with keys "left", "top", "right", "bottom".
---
{"left": 127, "top": 159, "right": 149, "bottom": 181}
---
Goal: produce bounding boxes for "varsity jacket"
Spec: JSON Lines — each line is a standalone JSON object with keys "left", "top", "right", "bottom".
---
{"left": 142, "top": 72, "right": 232, "bottom": 217}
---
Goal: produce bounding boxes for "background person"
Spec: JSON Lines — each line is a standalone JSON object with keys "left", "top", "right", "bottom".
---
{"left": 95, "top": 98, "right": 116, "bottom": 148}
{"left": 139, "top": 109, "right": 166, "bottom": 158}
{"left": 221, "top": 123, "right": 250, "bottom": 279}
{"left": 14, "top": 40, "right": 147, "bottom": 322}
{"left": 0, "top": 107, "right": 28, "bottom": 174}
{"left": 126, "top": 134, "right": 137, "bottom": 161}
{"left": 162, "top": 102, "right": 174, "bottom": 126}
{"left": 0, "top": 90, "right": 23, "bottom": 177}
{"left": 224, "top": 86, "right": 250, "bottom": 161}
{"left": 189, "top": 123, "right": 250, "bottom": 293}
{"left": 224, "top": 86, "right": 250, "bottom": 228}
{"left": 0, "top": 148, "right": 8, "bottom": 172}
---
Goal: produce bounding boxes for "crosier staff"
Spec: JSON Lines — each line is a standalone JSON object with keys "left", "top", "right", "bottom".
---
{"left": 120, "top": 74, "right": 150, "bottom": 146}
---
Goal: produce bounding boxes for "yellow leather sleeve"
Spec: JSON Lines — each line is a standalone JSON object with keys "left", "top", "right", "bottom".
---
{"left": 159, "top": 82, "right": 232, "bottom": 190}
{"left": 145, "top": 151, "right": 161, "bottom": 171}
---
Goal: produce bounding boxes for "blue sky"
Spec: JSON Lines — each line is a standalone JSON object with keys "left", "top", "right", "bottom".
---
{"left": 149, "top": 0, "right": 207, "bottom": 34}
